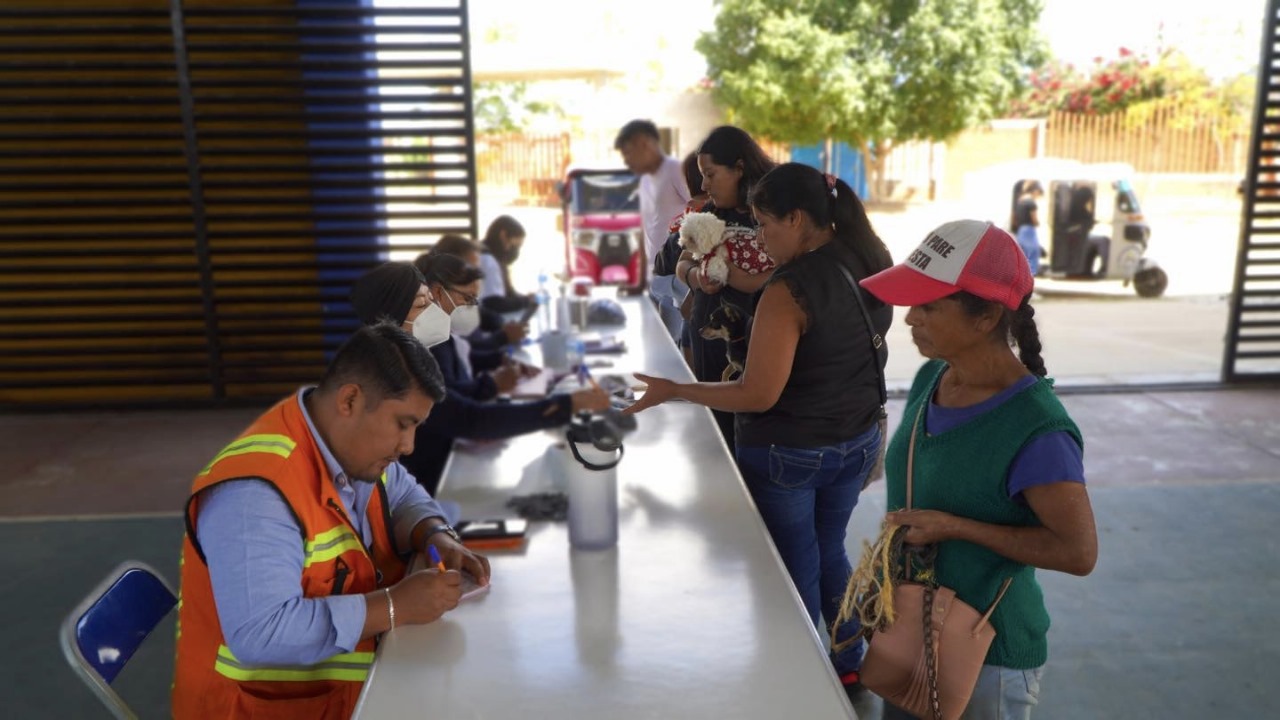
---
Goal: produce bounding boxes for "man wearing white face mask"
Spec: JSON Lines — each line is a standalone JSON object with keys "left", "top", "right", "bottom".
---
{"left": 350, "top": 262, "right": 610, "bottom": 494}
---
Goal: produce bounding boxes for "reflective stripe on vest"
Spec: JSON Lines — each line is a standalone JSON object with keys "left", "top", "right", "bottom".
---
{"left": 199, "top": 434, "right": 297, "bottom": 476}
{"left": 297, "top": 471, "right": 390, "bottom": 568}
{"left": 303, "top": 524, "right": 367, "bottom": 568}
{"left": 214, "top": 644, "right": 374, "bottom": 683}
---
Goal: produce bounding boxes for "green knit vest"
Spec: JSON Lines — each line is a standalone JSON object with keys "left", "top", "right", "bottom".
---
{"left": 885, "top": 360, "right": 1082, "bottom": 669}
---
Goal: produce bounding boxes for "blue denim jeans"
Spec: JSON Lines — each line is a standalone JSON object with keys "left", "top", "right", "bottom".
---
{"left": 648, "top": 278, "right": 687, "bottom": 345}
{"left": 882, "top": 665, "right": 1043, "bottom": 720}
{"left": 734, "top": 421, "right": 882, "bottom": 677}
{"left": 1016, "top": 225, "right": 1041, "bottom": 275}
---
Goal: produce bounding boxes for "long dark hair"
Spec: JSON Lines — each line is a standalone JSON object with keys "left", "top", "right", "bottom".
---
{"left": 430, "top": 234, "right": 480, "bottom": 260}
{"left": 697, "top": 126, "right": 776, "bottom": 209}
{"left": 418, "top": 253, "right": 484, "bottom": 289}
{"left": 954, "top": 291, "right": 1047, "bottom": 377}
{"left": 748, "top": 162, "right": 891, "bottom": 276}
{"left": 681, "top": 151, "right": 703, "bottom": 198}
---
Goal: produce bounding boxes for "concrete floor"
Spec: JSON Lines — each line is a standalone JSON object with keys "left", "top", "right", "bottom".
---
{"left": 2, "top": 383, "right": 1277, "bottom": 718}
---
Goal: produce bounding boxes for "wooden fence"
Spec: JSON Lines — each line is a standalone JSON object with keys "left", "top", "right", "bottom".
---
{"left": 1044, "top": 108, "right": 1250, "bottom": 174}
{"left": 474, "top": 132, "right": 571, "bottom": 192}
{"left": 474, "top": 109, "right": 1249, "bottom": 203}
{"left": 474, "top": 131, "right": 793, "bottom": 201}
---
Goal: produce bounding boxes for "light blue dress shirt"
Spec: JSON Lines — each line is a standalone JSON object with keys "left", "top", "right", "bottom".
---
{"left": 477, "top": 252, "right": 506, "bottom": 298}
{"left": 195, "top": 388, "right": 445, "bottom": 665}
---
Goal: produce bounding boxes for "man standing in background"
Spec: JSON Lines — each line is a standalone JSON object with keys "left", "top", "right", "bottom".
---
{"left": 615, "top": 119, "right": 690, "bottom": 340}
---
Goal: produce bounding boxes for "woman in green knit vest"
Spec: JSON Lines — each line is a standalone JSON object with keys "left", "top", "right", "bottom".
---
{"left": 859, "top": 219, "right": 1098, "bottom": 719}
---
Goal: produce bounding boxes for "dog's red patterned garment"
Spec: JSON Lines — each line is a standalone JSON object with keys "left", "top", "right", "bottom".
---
{"left": 671, "top": 204, "right": 775, "bottom": 277}
{"left": 721, "top": 225, "right": 774, "bottom": 275}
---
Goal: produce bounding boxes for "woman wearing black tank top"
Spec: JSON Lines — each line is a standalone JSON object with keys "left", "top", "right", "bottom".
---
{"left": 626, "top": 163, "right": 893, "bottom": 698}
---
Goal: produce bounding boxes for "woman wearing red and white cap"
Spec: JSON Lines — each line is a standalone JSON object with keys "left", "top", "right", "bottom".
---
{"left": 858, "top": 219, "right": 1098, "bottom": 719}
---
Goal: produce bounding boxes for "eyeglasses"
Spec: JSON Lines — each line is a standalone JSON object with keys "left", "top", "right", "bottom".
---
{"left": 445, "top": 287, "right": 479, "bottom": 307}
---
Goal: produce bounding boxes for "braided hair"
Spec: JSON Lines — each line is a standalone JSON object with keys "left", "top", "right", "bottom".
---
{"left": 1010, "top": 295, "right": 1046, "bottom": 377}
{"left": 954, "top": 291, "right": 1047, "bottom": 377}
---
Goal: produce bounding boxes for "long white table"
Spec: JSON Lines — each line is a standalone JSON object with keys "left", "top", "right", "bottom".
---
{"left": 353, "top": 298, "right": 857, "bottom": 718}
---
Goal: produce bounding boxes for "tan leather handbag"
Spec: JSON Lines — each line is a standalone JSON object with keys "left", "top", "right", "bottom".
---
{"left": 859, "top": 404, "right": 1012, "bottom": 720}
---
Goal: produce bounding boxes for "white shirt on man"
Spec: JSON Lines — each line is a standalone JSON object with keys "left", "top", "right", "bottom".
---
{"left": 639, "top": 155, "right": 691, "bottom": 277}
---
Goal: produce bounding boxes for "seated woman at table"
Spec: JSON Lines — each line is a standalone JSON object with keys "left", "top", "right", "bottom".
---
{"left": 625, "top": 163, "right": 893, "bottom": 697}
{"left": 478, "top": 215, "right": 536, "bottom": 315}
{"left": 419, "top": 234, "right": 528, "bottom": 354}
{"left": 673, "top": 125, "right": 778, "bottom": 452}
{"left": 350, "top": 261, "right": 609, "bottom": 494}
{"left": 415, "top": 253, "right": 530, "bottom": 403}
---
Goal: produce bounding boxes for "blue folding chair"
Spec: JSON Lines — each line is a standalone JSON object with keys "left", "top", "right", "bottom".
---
{"left": 59, "top": 560, "right": 178, "bottom": 719}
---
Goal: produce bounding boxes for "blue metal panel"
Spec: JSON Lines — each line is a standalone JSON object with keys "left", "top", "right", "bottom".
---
{"left": 298, "top": 0, "right": 386, "bottom": 356}
{"left": 788, "top": 142, "right": 868, "bottom": 199}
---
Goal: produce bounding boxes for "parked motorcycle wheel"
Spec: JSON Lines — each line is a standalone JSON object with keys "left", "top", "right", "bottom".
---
{"left": 1086, "top": 249, "right": 1107, "bottom": 279}
{"left": 1133, "top": 267, "right": 1168, "bottom": 298}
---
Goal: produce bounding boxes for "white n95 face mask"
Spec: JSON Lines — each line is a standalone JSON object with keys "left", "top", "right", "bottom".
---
{"left": 449, "top": 304, "right": 482, "bottom": 336}
{"left": 410, "top": 302, "right": 451, "bottom": 348}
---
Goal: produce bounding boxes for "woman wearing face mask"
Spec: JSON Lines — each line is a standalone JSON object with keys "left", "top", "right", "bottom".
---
{"left": 416, "top": 236, "right": 528, "bottom": 354}
{"left": 418, "top": 254, "right": 531, "bottom": 402}
{"left": 478, "top": 215, "right": 536, "bottom": 315}
{"left": 350, "top": 262, "right": 610, "bottom": 494}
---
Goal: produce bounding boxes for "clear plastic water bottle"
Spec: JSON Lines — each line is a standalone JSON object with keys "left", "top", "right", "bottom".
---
{"left": 568, "top": 337, "right": 586, "bottom": 375}
{"left": 536, "top": 270, "right": 553, "bottom": 332}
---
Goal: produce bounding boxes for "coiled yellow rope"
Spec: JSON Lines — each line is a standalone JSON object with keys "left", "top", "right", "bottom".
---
{"left": 831, "top": 522, "right": 907, "bottom": 653}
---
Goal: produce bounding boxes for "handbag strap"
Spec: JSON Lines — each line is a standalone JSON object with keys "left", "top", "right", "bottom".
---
{"left": 834, "top": 261, "right": 887, "bottom": 409}
{"left": 908, "top": 399, "right": 1016, "bottom": 638}
{"left": 972, "top": 577, "right": 1015, "bottom": 636}
{"left": 905, "top": 402, "right": 925, "bottom": 510}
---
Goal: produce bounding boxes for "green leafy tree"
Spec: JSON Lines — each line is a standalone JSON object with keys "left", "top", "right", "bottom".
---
{"left": 473, "top": 82, "right": 562, "bottom": 134}
{"left": 696, "top": 0, "right": 1046, "bottom": 199}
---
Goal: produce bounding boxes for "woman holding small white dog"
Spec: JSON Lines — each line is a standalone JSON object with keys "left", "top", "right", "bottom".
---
{"left": 627, "top": 162, "right": 893, "bottom": 696}
{"left": 672, "top": 125, "right": 777, "bottom": 451}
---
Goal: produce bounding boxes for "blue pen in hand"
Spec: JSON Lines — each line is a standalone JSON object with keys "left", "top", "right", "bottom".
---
{"left": 428, "top": 544, "right": 447, "bottom": 573}
{"left": 579, "top": 361, "right": 603, "bottom": 394}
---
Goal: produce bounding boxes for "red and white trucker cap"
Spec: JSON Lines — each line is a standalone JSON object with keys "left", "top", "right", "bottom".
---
{"left": 860, "top": 220, "right": 1033, "bottom": 311}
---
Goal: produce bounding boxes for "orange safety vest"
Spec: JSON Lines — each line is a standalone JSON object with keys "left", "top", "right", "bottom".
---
{"left": 172, "top": 393, "right": 409, "bottom": 719}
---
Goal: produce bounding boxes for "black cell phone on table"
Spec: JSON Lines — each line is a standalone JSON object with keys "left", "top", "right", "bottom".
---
{"left": 456, "top": 519, "right": 528, "bottom": 549}
{"left": 457, "top": 518, "right": 527, "bottom": 538}
{"left": 518, "top": 302, "right": 539, "bottom": 325}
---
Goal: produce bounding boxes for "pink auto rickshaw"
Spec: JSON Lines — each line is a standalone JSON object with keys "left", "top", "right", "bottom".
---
{"left": 557, "top": 168, "right": 645, "bottom": 292}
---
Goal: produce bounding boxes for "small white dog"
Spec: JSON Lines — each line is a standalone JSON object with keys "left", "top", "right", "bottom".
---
{"left": 677, "top": 212, "right": 730, "bottom": 285}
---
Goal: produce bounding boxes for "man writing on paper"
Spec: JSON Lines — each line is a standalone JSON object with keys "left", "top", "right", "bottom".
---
{"left": 173, "top": 323, "right": 490, "bottom": 719}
